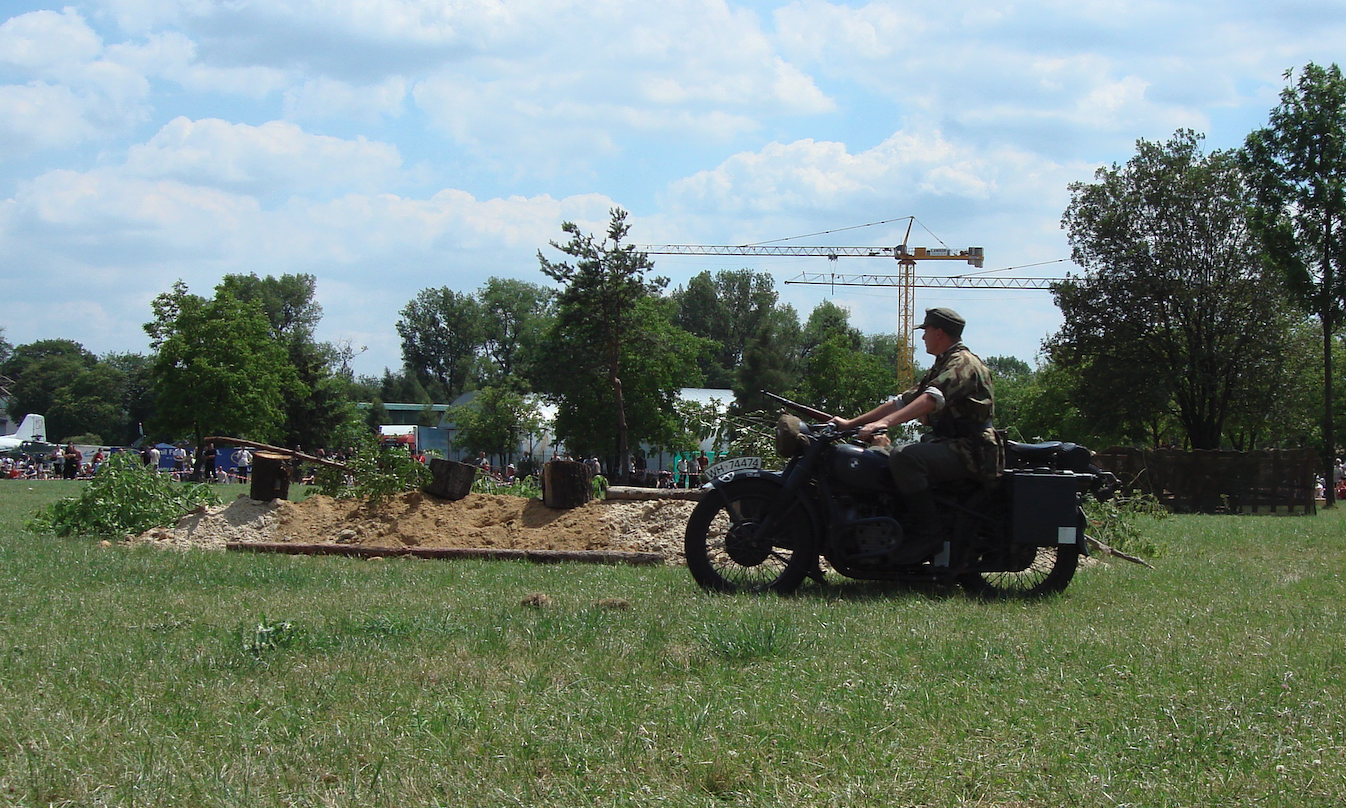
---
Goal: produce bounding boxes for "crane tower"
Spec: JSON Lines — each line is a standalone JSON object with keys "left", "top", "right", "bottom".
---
{"left": 635, "top": 241, "right": 1054, "bottom": 383}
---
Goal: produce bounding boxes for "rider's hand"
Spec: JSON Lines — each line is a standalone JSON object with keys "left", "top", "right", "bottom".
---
{"left": 829, "top": 416, "right": 852, "bottom": 430}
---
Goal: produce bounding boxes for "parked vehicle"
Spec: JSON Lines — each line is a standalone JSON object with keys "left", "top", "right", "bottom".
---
{"left": 683, "top": 396, "right": 1116, "bottom": 597}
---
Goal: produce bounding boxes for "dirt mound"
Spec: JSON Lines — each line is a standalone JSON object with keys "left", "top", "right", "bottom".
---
{"left": 137, "top": 491, "right": 698, "bottom": 563}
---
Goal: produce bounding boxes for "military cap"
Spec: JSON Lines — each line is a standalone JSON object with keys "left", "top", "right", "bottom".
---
{"left": 916, "top": 307, "right": 965, "bottom": 337}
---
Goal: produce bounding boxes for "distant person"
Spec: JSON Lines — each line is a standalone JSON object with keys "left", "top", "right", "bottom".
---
{"left": 173, "top": 445, "right": 187, "bottom": 476}
{"left": 234, "top": 448, "right": 253, "bottom": 482}
{"left": 62, "top": 443, "right": 81, "bottom": 480}
{"left": 149, "top": 445, "right": 161, "bottom": 471}
{"left": 201, "top": 442, "right": 217, "bottom": 481}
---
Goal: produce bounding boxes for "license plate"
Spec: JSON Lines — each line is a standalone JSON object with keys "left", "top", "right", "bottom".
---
{"left": 706, "top": 456, "right": 763, "bottom": 478}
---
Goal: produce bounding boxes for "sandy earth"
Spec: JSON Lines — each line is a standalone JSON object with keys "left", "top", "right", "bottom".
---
{"left": 136, "top": 491, "right": 698, "bottom": 564}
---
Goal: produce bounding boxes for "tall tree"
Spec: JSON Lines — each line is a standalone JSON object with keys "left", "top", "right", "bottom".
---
{"left": 1243, "top": 63, "right": 1346, "bottom": 504}
{"left": 449, "top": 386, "right": 544, "bottom": 465}
{"left": 1, "top": 339, "right": 127, "bottom": 443}
{"left": 673, "top": 269, "right": 780, "bottom": 388}
{"left": 396, "top": 287, "right": 483, "bottom": 401}
{"left": 537, "top": 208, "right": 679, "bottom": 482}
{"left": 477, "top": 277, "right": 554, "bottom": 389}
{"left": 733, "top": 304, "right": 802, "bottom": 412}
{"left": 145, "top": 281, "right": 298, "bottom": 458}
{"left": 797, "top": 334, "right": 893, "bottom": 417}
{"left": 1058, "top": 130, "right": 1292, "bottom": 449}
{"left": 103, "top": 352, "right": 155, "bottom": 446}
{"left": 801, "top": 300, "right": 863, "bottom": 355}
{"left": 217, "top": 273, "right": 344, "bottom": 449}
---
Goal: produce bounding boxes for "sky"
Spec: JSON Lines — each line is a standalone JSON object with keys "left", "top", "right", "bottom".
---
{"left": 2, "top": 0, "right": 1344, "bottom": 382}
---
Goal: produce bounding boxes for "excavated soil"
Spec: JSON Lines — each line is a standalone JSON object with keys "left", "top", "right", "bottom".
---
{"left": 136, "top": 491, "right": 698, "bottom": 564}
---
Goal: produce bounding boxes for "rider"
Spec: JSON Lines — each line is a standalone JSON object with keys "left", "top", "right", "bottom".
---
{"left": 831, "top": 307, "right": 997, "bottom": 544}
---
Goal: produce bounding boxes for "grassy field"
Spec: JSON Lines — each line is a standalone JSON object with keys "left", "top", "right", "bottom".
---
{"left": 1, "top": 481, "right": 1343, "bottom": 807}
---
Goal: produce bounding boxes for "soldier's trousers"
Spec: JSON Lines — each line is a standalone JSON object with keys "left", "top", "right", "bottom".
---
{"left": 888, "top": 439, "right": 973, "bottom": 495}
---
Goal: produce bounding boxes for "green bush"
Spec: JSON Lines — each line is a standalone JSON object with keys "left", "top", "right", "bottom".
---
{"left": 471, "top": 471, "right": 542, "bottom": 498}
{"left": 1084, "top": 489, "right": 1169, "bottom": 557}
{"left": 28, "top": 451, "right": 220, "bottom": 539}
{"left": 311, "top": 430, "right": 430, "bottom": 505}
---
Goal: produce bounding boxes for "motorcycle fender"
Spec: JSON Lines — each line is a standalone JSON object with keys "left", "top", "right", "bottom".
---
{"left": 700, "top": 470, "right": 823, "bottom": 542}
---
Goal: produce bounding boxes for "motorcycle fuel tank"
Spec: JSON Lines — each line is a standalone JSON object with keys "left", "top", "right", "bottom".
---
{"left": 826, "top": 444, "right": 896, "bottom": 492}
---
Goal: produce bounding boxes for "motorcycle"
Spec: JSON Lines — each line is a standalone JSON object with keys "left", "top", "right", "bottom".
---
{"left": 684, "top": 393, "right": 1117, "bottom": 597}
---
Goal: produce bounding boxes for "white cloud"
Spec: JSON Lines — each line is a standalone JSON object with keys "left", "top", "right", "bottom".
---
{"left": 5, "top": 0, "right": 1346, "bottom": 375}
{"left": 283, "top": 76, "right": 408, "bottom": 122}
{"left": 668, "top": 129, "right": 1016, "bottom": 213}
{"left": 0, "top": 141, "right": 619, "bottom": 372}
{"left": 0, "top": 8, "right": 103, "bottom": 75}
{"left": 0, "top": 82, "right": 102, "bottom": 153}
{"left": 106, "top": 30, "right": 293, "bottom": 98}
{"left": 0, "top": 8, "right": 150, "bottom": 154}
{"left": 123, "top": 118, "right": 404, "bottom": 197}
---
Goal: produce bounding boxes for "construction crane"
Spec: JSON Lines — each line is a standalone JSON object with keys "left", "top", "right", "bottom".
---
{"left": 635, "top": 239, "right": 1057, "bottom": 383}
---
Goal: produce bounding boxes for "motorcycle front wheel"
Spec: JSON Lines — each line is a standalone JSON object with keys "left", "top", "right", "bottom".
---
{"left": 957, "top": 545, "right": 1078, "bottom": 598}
{"left": 684, "top": 478, "right": 817, "bottom": 594}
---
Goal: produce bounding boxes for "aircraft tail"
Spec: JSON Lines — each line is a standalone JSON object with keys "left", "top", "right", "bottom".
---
{"left": 13, "top": 414, "right": 46, "bottom": 443}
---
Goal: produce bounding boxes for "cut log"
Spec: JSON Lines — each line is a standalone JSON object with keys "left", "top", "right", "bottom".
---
{"left": 205, "top": 436, "right": 349, "bottom": 470}
{"left": 250, "top": 451, "right": 292, "bottom": 502}
{"left": 226, "top": 542, "right": 663, "bottom": 566}
{"left": 604, "top": 485, "right": 705, "bottom": 502}
{"left": 425, "top": 457, "right": 477, "bottom": 501}
{"left": 543, "top": 460, "right": 592, "bottom": 509}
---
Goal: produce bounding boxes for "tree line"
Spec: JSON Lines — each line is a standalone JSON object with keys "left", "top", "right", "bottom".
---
{"left": 2, "top": 64, "right": 1343, "bottom": 490}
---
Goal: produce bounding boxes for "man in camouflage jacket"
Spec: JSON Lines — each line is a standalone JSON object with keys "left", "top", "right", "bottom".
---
{"left": 832, "top": 307, "right": 997, "bottom": 542}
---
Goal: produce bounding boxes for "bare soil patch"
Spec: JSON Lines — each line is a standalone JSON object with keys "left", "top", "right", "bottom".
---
{"left": 136, "top": 491, "right": 696, "bottom": 564}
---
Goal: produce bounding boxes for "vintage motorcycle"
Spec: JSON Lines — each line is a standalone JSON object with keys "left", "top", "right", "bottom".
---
{"left": 684, "top": 394, "right": 1116, "bottom": 597}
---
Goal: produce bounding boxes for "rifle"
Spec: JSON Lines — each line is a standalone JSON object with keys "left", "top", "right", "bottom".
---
{"left": 760, "top": 391, "right": 835, "bottom": 423}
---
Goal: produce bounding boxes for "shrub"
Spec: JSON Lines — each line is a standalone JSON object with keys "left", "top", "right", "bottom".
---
{"left": 311, "top": 430, "right": 430, "bottom": 505}
{"left": 29, "top": 451, "right": 220, "bottom": 539}
{"left": 1084, "top": 489, "right": 1169, "bottom": 557}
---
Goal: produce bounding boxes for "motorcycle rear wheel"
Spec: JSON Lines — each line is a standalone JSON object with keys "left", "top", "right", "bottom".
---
{"left": 684, "top": 478, "right": 817, "bottom": 594}
{"left": 957, "top": 545, "right": 1078, "bottom": 598}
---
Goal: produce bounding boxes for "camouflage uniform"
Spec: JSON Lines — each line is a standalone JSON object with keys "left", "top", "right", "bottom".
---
{"left": 888, "top": 341, "right": 998, "bottom": 494}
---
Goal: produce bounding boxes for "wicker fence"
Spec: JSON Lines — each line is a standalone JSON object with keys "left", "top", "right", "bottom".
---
{"left": 1093, "top": 447, "right": 1318, "bottom": 514}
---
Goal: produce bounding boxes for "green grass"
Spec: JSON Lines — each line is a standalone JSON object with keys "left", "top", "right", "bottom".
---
{"left": 1, "top": 481, "right": 1344, "bottom": 806}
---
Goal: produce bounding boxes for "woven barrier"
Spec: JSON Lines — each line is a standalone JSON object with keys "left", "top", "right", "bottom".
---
{"left": 1094, "top": 447, "right": 1318, "bottom": 514}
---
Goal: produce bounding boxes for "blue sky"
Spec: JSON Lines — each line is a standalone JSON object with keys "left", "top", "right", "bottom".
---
{"left": 2, "top": 0, "right": 1344, "bottom": 380}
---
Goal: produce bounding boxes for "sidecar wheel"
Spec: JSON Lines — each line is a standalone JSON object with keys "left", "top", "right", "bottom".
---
{"left": 684, "top": 478, "right": 817, "bottom": 594}
{"left": 957, "top": 545, "right": 1078, "bottom": 598}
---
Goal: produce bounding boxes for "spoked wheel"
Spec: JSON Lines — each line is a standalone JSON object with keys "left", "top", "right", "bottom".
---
{"left": 957, "top": 544, "right": 1079, "bottom": 598}
{"left": 684, "top": 478, "right": 817, "bottom": 594}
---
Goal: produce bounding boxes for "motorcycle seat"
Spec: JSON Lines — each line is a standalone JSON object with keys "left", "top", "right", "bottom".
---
{"left": 1008, "top": 440, "right": 1067, "bottom": 460}
{"left": 1006, "top": 440, "right": 1093, "bottom": 472}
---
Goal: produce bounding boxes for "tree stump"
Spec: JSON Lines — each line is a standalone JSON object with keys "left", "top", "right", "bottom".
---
{"left": 425, "top": 458, "right": 477, "bottom": 501}
{"left": 250, "top": 451, "right": 292, "bottom": 501}
{"left": 543, "top": 460, "right": 592, "bottom": 509}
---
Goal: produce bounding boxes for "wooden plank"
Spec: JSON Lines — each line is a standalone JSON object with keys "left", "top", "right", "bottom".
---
{"left": 226, "top": 542, "right": 665, "bottom": 565}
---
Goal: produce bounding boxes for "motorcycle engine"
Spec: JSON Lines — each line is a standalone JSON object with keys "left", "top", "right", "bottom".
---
{"left": 832, "top": 493, "right": 904, "bottom": 564}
